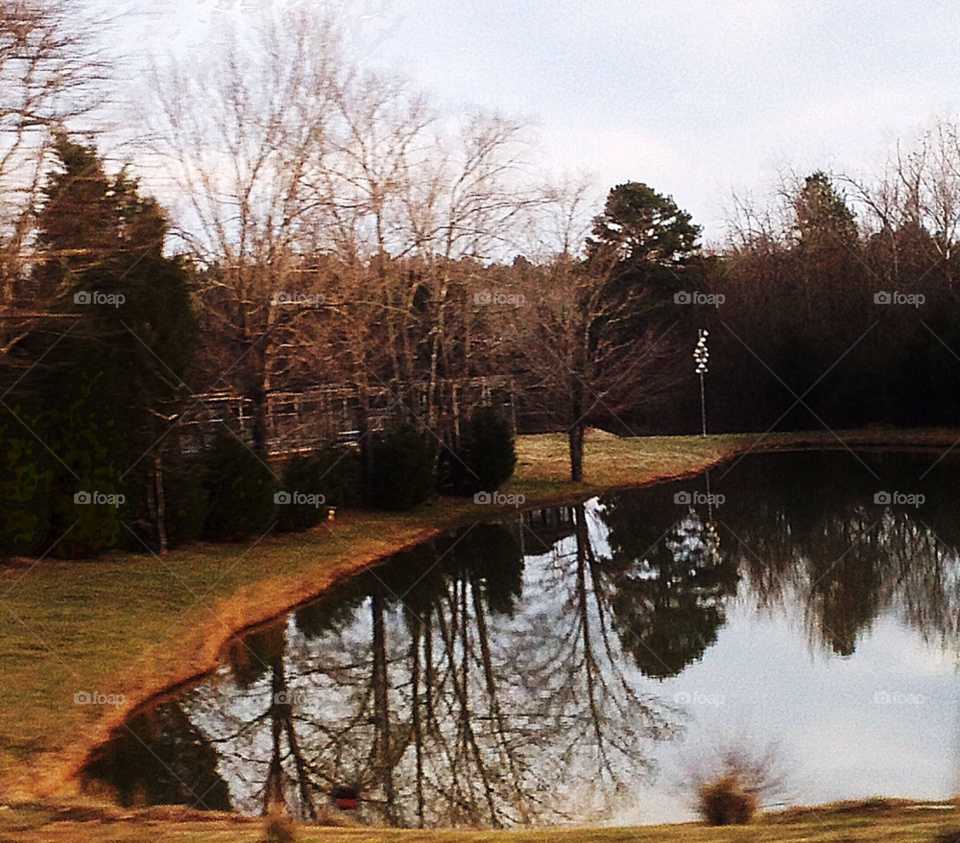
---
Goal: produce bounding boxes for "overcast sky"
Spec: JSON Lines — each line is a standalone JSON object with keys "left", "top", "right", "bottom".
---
{"left": 116, "top": 0, "right": 960, "bottom": 244}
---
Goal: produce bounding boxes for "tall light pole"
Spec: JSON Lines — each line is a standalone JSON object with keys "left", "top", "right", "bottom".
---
{"left": 694, "top": 329, "right": 709, "bottom": 438}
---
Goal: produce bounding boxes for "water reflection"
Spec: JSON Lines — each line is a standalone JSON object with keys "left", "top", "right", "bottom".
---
{"left": 84, "top": 452, "right": 960, "bottom": 826}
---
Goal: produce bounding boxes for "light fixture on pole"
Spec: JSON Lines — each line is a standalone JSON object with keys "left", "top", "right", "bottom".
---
{"left": 694, "top": 329, "right": 709, "bottom": 438}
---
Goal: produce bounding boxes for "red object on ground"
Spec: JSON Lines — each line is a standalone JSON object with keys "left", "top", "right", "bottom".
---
{"left": 332, "top": 786, "right": 358, "bottom": 810}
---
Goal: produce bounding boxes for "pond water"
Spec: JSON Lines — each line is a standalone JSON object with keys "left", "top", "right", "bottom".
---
{"left": 84, "top": 451, "right": 960, "bottom": 827}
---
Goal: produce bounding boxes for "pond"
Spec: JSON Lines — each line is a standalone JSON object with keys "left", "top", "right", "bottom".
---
{"left": 84, "top": 451, "right": 960, "bottom": 827}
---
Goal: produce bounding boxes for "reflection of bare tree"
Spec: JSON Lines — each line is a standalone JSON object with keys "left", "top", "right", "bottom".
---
{"left": 262, "top": 630, "right": 317, "bottom": 820}
{"left": 492, "top": 504, "right": 680, "bottom": 820}
{"left": 94, "top": 521, "right": 678, "bottom": 827}
{"left": 570, "top": 503, "right": 679, "bottom": 789}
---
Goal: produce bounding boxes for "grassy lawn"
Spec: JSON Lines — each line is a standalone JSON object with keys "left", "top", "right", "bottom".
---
{"left": 0, "top": 799, "right": 956, "bottom": 842}
{"left": 0, "top": 427, "right": 957, "bottom": 806}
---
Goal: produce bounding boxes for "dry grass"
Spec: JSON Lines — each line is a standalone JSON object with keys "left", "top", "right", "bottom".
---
{"left": 0, "top": 428, "right": 956, "bottom": 803}
{"left": 0, "top": 798, "right": 955, "bottom": 843}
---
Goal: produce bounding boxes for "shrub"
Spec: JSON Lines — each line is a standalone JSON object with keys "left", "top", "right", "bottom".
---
{"left": 201, "top": 435, "right": 278, "bottom": 541}
{"left": 698, "top": 775, "right": 757, "bottom": 825}
{"left": 163, "top": 456, "right": 208, "bottom": 548}
{"left": 0, "top": 402, "right": 53, "bottom": 559}
{"left": 261, "top": 809, "right": 296, "bottom": 843}
{"left": 369, "top": 416, "right": 437, "bottom": 510}
{"left": 39, "top": 364, "right": 131, "bottom": 558}
{"left": 277, "top": 445, "right": 362, "bottom": 532}
{"left": 310, "top": 444, "right": 363, "bottom": 508}
{"left": 446, "top": 403, "right": 516, "bottom": 495}
{"left": 690, "top": 740, "right": 788, "bottom": 826}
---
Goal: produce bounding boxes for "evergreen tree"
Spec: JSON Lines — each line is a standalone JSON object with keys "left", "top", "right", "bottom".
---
{"left": 793, "top": 171, "right": 858, "bottom": 250}
{"left": 15, "top": 133, "right": 198, "bottom": 557}
{"left": 587, "top": 181, "right": 701, "bottom": 270}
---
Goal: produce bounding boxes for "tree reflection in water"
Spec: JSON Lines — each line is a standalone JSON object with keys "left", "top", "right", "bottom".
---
{"left": 83, "top": 452, "right": 960, "bottom": 826}
{"left": 195, "top": 520, "right": 680, "bottom": 826}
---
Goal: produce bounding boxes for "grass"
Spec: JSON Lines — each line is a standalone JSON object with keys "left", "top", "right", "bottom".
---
{"left": 0, "top": 798, "right": 956, "bottom": 842}
{"left": 0, "top": 427, "right": 957, "bottom": 806}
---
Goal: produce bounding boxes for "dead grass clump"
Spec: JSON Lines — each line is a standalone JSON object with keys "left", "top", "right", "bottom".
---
{"left": 261, "top": 810, "right": 296, "bottom": 843}
{"left": 698, "top": 774, "right": 758, "bottom": 826}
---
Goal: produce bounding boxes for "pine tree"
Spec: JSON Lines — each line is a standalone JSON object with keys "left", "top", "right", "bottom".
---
{"left": 15, "top": 133, "right": 198, "bottom": 557}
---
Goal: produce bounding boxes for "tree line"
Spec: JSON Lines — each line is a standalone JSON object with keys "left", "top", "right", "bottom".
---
{"left": 3, "top": 4, "right": 960, "bottom": 560}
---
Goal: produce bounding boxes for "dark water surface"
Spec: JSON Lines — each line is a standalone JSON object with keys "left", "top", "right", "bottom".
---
{"left": 85, "top": 451, "right": 960, "bottom": 826}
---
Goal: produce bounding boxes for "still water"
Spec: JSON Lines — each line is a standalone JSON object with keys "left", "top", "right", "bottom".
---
{"left": 85, "top": 451, "right": 960, "bottom": 827}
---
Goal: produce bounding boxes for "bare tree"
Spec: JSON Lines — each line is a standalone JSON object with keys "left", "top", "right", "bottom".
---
{"left": 0, "top": 0, "right": 106, "bottom": 358}
{"left": 416, "top": 112, "right": 537, "bottom": 429}
{"left": 143, "top": 9, "right": 342, "bottom": 449}
{"left": 513, "top": 250, "right": 681, "bottom": 480}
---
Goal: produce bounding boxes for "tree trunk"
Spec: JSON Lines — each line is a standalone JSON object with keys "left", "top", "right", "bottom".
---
{"left": 568, "top": 378, "right": 585, "bottom": 481}
{"left": 371, "top": 584, "right": 396, "bottom": 820}
{"left": 568, "top": 421, "right": 584, "bottom": 482}
{"left": 154, "top": 451, "right": 168, "bottom": 554}
{"left": 263, "top": 663, "right": 287, "bottom": 814}
{"left": 356, "top": 381, "right": 375, "bottom": 507}
{"left": 411, "top": 622, "right": 426, "bottom": 827}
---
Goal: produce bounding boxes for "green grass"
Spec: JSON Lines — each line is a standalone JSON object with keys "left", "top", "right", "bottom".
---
{"left": 0, "top": 427, "right": 957, "bottom": 802}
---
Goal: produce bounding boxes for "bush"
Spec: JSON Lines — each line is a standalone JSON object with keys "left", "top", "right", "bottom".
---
{"left": 201, "top": 435, "right": 278, "bottom": 541}
{"left": 261, "top": 809, "right": 296, "bottom": 843}
{"left": 698, "top": 775, "right": 757, "bottom": 826}
{"left": 40, "top": 364, "right": 132, "bottom": 558}
{"left": 691, "top": 740, "right": 787, "bottom": 826}
{"left": 163, "top": 457, "right": 208, "bottom": 548}
{"left": 277, "top": 445, "right": 362, "bottom": 532}
{"left": 369, "top": 416, "right": 437, "bottom": 510}
{"left": 446, "top": 403, "right": 516, "bottom": 495}
{"left": 1, "top": 370, "right": 131, "bottom": 560}
{"left": 0, "top": 402, "right": 53, "bottom": 559}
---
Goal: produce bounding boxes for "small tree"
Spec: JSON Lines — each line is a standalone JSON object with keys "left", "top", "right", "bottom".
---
{"left": 445, "top": 403, "right": 516, "bottom": 495}
{"left": 369, "top": 416, "right": 437, "bottom": 510}
{"left": 0, "top": 399, "right": 53, "bottom": 560}
{"left": 201, "top": 435, "right": 278, "bottom": 541}
{"left": 514, "top": 181, "right": 695, "bottom": 481}
{"left": 162, "top": 455, "right": 208, "bottom": 549}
